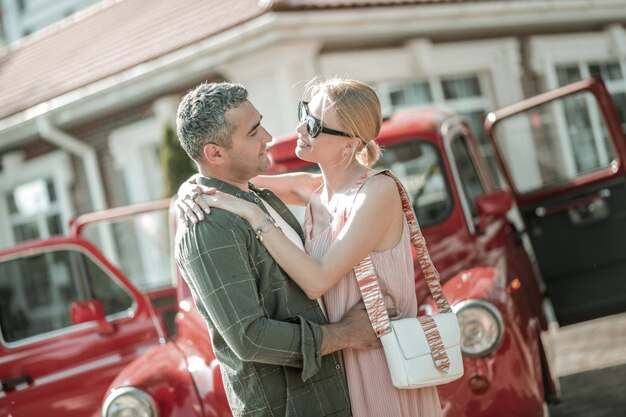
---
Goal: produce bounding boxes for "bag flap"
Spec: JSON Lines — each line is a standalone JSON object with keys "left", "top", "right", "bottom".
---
{"left": 390, "top": 313, "right": 460, "bottom": 360}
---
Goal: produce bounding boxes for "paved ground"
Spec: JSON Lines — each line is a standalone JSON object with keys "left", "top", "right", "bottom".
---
{"left": 547, "top": 312, "right": 626, "bottom": 417}
{"left": 549, "top": 364, "right": 626, "bottom": 417}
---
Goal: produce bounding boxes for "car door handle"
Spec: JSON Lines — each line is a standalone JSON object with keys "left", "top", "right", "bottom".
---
{"left": 1, "top": 374, "right": 32, "bottom": 391}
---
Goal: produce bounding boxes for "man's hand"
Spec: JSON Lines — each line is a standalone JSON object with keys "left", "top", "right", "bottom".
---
{"left": 320, "top": 301, "right": 396, "bottom": 355}
{"left": 338, "top": 301, "right": 380, "bottom": 350}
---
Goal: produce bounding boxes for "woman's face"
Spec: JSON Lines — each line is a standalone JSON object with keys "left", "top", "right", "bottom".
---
{"left": 295, "top": 93, "right": 350, "bottom": 165}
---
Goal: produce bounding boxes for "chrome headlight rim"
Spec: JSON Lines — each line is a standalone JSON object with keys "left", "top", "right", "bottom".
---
{"left": 102, "top": 386, "right": 158, "bottom": 417}
{"left": 453, "top": 299, "right": 505, "bottom": 358}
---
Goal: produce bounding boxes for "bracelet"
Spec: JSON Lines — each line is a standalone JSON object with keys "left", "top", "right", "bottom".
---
{"left": 254, "top": 213, "right": 281, "bottom": 241}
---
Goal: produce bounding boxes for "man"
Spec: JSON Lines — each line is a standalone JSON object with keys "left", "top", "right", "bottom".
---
{"left": 175, "top": 82, "right": 377, "bottom": 417}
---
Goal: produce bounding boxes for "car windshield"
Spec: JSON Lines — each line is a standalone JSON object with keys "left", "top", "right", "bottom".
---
{"left": 376, "top": 140, "right": 453, "bottom": 227}
{"left": 287, "top": 140, "right": 452, "bottom": 228}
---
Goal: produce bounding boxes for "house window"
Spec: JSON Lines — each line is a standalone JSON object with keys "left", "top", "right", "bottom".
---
{"left": 0, "top": 151, "right": 72, "bottom": 248}
{"left": 557, "top": 60, "right": 626, "bottom": 131}
{"left": 384, "top": 74, "right": 498, "bottom": 185}
{"left": 7, "top": 178, "right": 64, "bottom": 243}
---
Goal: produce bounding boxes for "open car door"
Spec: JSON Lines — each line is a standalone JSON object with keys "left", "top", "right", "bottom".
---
{"left": 68, "top": 199, "right": 178, "bottom": 335}
{"left": 486, "top": 76, "right": 626, "bottom": 326}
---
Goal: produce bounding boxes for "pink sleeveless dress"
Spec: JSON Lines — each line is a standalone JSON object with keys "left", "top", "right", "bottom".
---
{"left": 304, "top": 173, "right": 443, "bottom": 417}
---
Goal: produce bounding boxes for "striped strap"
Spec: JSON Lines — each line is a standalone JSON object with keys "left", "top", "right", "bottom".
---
{"left": 353, "top": 170, "right": 451, "bottom": 373}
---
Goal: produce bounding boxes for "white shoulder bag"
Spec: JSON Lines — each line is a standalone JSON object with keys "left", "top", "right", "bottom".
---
{"left": 353, "top": 170, "right": 464, "bottom": 389}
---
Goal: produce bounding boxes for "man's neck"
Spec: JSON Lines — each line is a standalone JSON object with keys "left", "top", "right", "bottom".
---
{"left": 198, "top": 167, "right": 251, "bottom": 192}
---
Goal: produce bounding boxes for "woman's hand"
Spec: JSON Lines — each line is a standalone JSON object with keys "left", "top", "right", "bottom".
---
{"left": 177, "top": 186, "right": 265, "bottom": 228}
{"left": 176, "top": 181, "right": 217, "bottom": 225}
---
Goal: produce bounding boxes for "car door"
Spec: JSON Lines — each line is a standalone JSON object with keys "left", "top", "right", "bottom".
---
{"left": 0, "top": 238, "right": 164, "bottom": 417}
{"left": 485, "top": 76, "right": 626, "bottom": 326}
{"left": 68, "top": 199, "right": 178, "bottom": 336}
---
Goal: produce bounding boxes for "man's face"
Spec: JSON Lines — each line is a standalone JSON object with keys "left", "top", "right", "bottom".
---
{"left": 222, "top": 100, "right": 272, "bottom": 181}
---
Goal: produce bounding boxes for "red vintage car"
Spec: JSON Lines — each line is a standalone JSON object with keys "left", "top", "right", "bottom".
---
{"left": 101, "top": 76, "right": 626, "bottom": 417}
{"left": 0, "top": 200, "right": 176, "bottom": 417}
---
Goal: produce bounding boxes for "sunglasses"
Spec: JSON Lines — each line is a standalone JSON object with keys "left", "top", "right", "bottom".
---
{"left": 298, "top": 101, "right": 351, "bottom": 139}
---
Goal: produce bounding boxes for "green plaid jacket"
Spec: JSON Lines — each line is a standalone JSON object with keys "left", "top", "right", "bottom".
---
{"left": 175, "top": 176, "right": 352, "bottom": 417}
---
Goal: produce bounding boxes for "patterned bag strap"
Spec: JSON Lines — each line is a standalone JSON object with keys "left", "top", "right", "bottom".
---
{"left": 353, "top": 169, "right": 452, "bottom": 373}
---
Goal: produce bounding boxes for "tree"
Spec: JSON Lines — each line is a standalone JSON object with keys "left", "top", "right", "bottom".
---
{"left": 159, "top": 122, "right": 196, "bottom": 197}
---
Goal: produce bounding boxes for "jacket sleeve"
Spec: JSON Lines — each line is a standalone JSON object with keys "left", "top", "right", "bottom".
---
{"left": 175, "top": 214, "right": 323, "bottom": 380}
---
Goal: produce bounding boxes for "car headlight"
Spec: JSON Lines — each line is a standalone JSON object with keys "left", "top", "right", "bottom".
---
{"left": 454, "top": 300, "right": 504, "bottom": 357}
{"left": 102, "top": 387, "right": 158, "bottom": 417}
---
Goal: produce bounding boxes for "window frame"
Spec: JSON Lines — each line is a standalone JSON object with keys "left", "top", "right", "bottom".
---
{"left": 443, "top": 120, "right": 492, "bottom": 235}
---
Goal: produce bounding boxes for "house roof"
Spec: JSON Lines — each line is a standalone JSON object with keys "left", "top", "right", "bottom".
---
{"left": 268, "top": 0, "right": 468, "bottom": 10}
{"left": 0, "top": 0, "right": 477, "bottom": 121}
{"left": 0, "top": 0, "right": 267, "bottom": 121}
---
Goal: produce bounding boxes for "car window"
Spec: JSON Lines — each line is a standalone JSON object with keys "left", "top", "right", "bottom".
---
{"left": 450, "top": 135, "right": 486, "bottom": 218}
{"left": 492, "top": 90, "right": 617, "bottom": 193}
{"left": 0, "top": 248, "right": 133, "bottom": 344}
{"left": 376, "top": 141, "right": 453, "bottom": 227}
{"left": 80, "top": 209, "right": 173, "bottom": 292}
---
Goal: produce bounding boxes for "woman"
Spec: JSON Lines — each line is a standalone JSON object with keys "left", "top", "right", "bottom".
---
{"left": 180, "top": 78, "right": 443, "bottom": 417}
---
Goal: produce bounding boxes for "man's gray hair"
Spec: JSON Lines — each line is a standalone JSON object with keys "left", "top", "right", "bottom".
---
{"left": 176, "top": 82, "right": 248, "bottom": 160}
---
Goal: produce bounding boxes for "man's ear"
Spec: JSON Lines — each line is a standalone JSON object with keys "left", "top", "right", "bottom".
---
{"left": 203, "top": 143, "right": 226, "bottom": 164}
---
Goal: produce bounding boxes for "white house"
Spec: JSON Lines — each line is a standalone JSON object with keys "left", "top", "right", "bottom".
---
{"left": 0, "top": 0, "right": 625, "bottom": 249}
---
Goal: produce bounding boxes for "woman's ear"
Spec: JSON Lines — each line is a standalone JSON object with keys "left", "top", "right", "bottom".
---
{"left": 348, "top": 137, "right": 363, "bottom": 153}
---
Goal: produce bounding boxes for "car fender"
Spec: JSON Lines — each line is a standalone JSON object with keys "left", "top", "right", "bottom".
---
{"left": 104, "top": 342, "right": 204, "bottom": 417}
{"left": 174, "top": 318, "right": 230, "bottom": 417}
{"left": 436, "top": 267, "right": 545, "bottom": 416}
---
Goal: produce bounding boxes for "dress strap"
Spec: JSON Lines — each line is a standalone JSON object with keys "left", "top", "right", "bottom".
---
{"left": 349, "top": 170, "right": 377, "bottom": 195}
{"left": 341, "top": 170, "right": 382, "bottom": 220}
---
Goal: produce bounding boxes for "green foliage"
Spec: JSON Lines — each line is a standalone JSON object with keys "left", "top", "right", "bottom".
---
{"left": 159, "top": 122, "right": 196, "bottom": 197}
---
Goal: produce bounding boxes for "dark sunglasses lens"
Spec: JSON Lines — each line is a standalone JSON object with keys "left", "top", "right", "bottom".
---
{"left": 307, "top": 117, "right": 320, "bottom": 138}
{"left": 298, "top": 102, "right": 306, "bottom": 122}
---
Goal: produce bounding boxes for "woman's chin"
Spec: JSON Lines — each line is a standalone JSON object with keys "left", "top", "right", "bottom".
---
{"left": 295, "top": 147, "right": 315, "bottom": 163}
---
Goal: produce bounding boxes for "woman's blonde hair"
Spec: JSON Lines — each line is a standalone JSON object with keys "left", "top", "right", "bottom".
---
{"left": 304, "top": 78, "right": 382, "bottom": 167}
